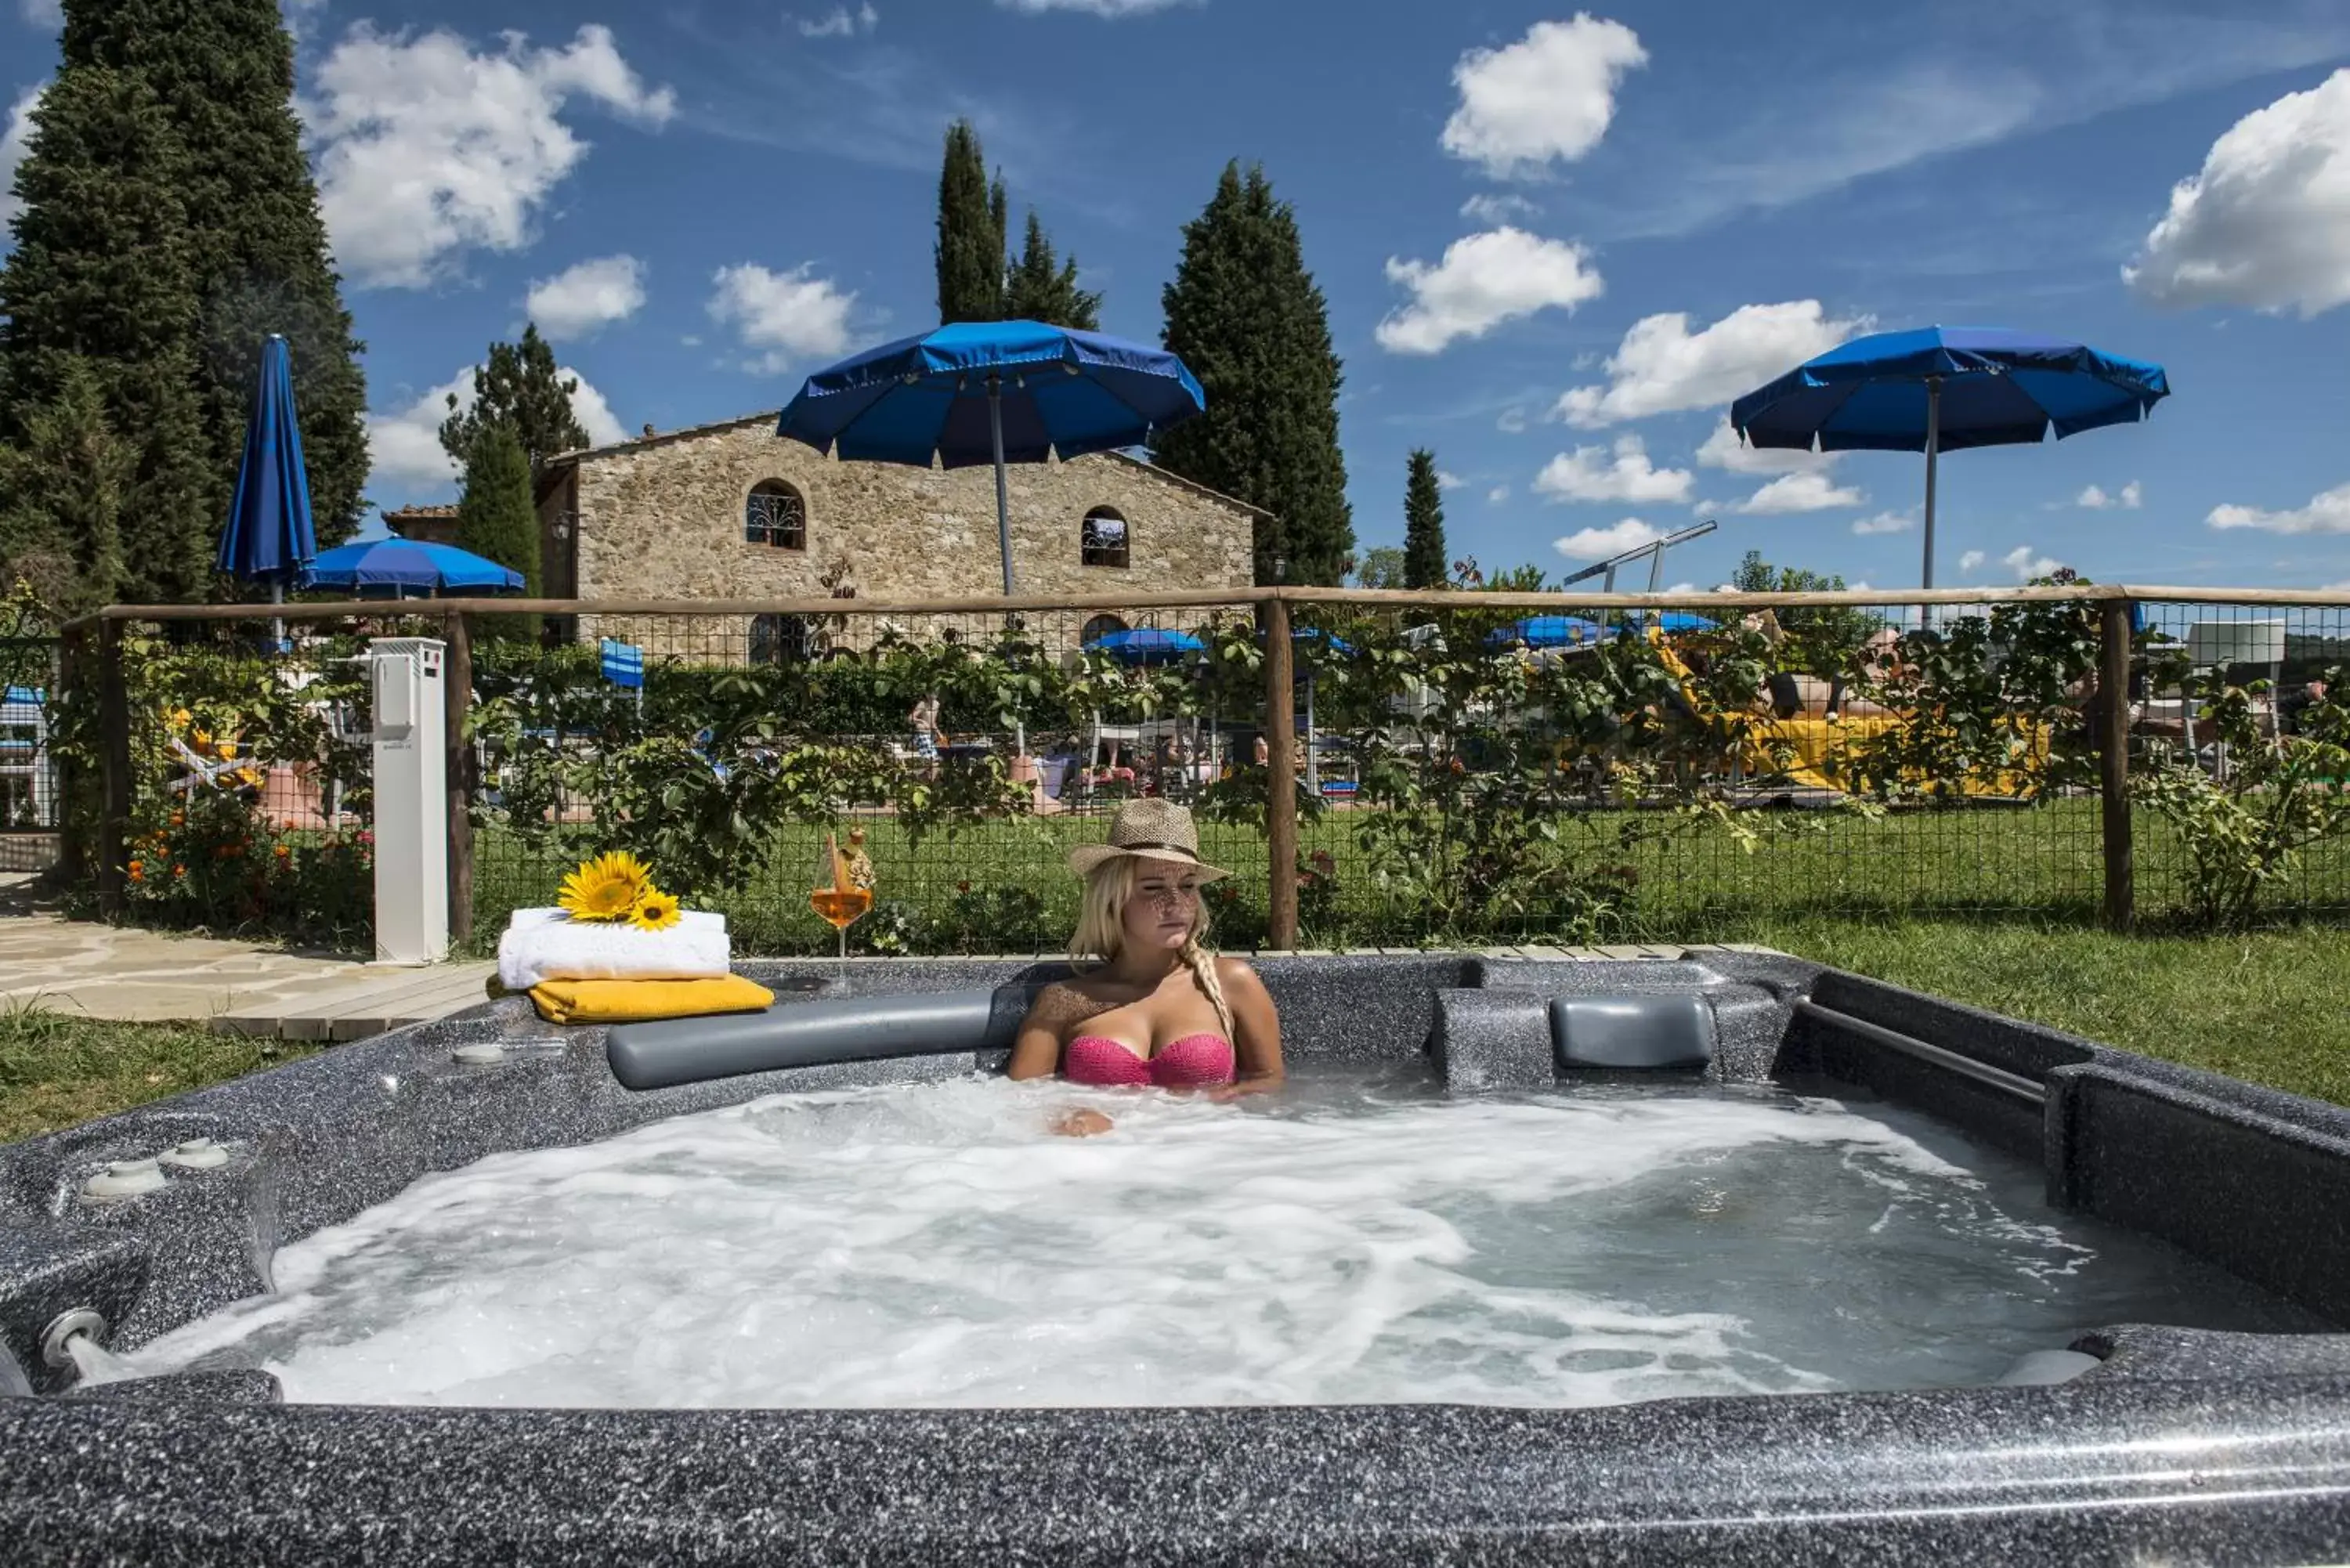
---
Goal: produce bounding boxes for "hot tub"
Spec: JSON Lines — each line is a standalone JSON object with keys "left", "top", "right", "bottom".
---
{"left": 5, "top": 951, "right": 2350, "bottom": 1563}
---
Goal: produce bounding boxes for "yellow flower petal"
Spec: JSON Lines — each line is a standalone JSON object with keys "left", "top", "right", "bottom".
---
{"left": 630, "top": 888, "right": 683, "bottom": 931}
{"left": 559, "top": 851, "right": 655, "bottom": 923}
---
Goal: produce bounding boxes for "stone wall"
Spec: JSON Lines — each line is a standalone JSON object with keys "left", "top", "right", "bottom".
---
{"left": 559, "top": 418, "right": 1258, "bottom": 611}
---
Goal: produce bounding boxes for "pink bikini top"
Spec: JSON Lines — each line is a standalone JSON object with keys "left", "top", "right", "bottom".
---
{"left": 1063, "top": 1033, "right": 1235, "bottom": 1089}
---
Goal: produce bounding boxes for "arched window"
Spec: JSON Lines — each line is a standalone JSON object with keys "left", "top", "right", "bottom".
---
{"left": 1080, "top": 613, "right": 1129, "bottom": 646}
{"left": 750, "top": 612, "right": 814, "bottom": 666}
{"left": 746, "top": 481, "right": 806, "bottom": 550}
{"left": 1081, "top": 506, "right": 1130, "bottom": 569}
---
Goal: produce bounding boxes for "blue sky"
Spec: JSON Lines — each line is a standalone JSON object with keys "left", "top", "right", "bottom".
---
{"left": 5, "top": 0, "right": 2348, "bottom": 591}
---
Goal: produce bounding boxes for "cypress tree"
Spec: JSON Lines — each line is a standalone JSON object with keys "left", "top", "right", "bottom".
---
{"left": 936, "top": 120, "right": 1005, "bottom": 323}
{"left": 0, "top": 65, "right": 215, "bottom": 605}
{"left": 1155, "top": 163, "right": 1354, "bottom": 586}
{"left": 437, "top": 326, "right": 591, "bottom": 474}
{"left": 0, "top": 358, "right": 132, "bottom": 616}
{"left": 62, "top": 0, "right": 371, "bottom": 552}
{"left": 1402, "top": 449, "right": 1448, "bottom": 590}
{"left": 454, "top": 425, "right": 540, "bottom": 643}
{"left": 1003, "top": 211, "right": 1102, "bottom": 331}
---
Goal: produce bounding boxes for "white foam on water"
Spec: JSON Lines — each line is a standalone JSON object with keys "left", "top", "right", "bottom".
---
{"left": 120, "top": 1072, "right": 2305, "bottom": 1408}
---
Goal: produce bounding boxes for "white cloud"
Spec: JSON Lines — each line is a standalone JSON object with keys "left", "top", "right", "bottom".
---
{"left": 365, "top": 362, "right": 626, "bottom": 493}
{"left": 1958, "top": 549, "right": 1987, "bottom": 573}
{"left": 305, "top": 23, "right": 677, "bottom": 290}
{"left": 1732, "top": 471, "right": 1865, "bottom": 514}
{"left": 996, "top": 0, "right": 1188, "bottom": 13}
{"left": 526, "top": 255, "right": 647, "bottom": 340}
{"left": 2207, "top": 481, "right": 2350, "bottom": 535}
{"left": 1497, "top": 407, "right": 1529, "bottom": 434}
{"left": 17, "top": 0, "right": 60, "bottom": 28}
{"left": 1376, "top": 228, "right": 1603, "bottom": 355}
{"left": 0, "top": 82, "right": 41, "bottom": 229}
{"left": 1553, "top": 518, "right": 1664, "bottom": 561}
{"left": 2075, "top": 479, "right": 2143, "bottom": 510}
{"left": 707, "top": 262, "right": 861, "bottom": 373}
{"left": 1434, "top": 469, "right": 1465, "bottom": 490}
{"left": 1556, "top": 301, "right": 1871, "bottom": 426}
{"left": 1850, "top": 510, "right": 1914, "bottom": 536}
{"left": 1694, "top": 416, "right": 1835, "bottom": 476}
{"left": 1533, "top": 435, "right": 1693, "bottom": 504}
{"left": 797, "top": 3, "right": 879, "bottom": 36}
{"left": 1442, "top": 15, "right": 1648, "bottom": 180}
{"left": 1459, "top": 192, "right": 1540, "bottom": 224}
{"left": 1487, "top": 485, "right": 1510, "bottom": 504}
{"left": 2002, "top": 544, "right": 2065, "bottom": 580}
{"left": 2126, "top": 68, "right": 2350, "bottom": 317}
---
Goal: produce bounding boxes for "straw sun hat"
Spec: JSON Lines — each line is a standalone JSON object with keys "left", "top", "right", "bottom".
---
{"left": 1066, "top": 798, "right": 1231, "bottom": 883}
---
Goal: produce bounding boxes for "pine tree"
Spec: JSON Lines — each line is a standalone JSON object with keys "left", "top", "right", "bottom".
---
{"left": 1154, "top": 163, "right": 1354, "bottom": 586}
{"left": 1003, "top": 211, "right": 1102, "bottom": 331}
{"left": 0, "top": 358, "right": 132, "bottom": 616}
{"left": 437, "top": 326, "right": 591, "bottom": 474}
{"left": 936, "top": 119, "right": 1006, "bottom": 323}
{"left": 455, "top": 425, "right": 540, "bottom": 643}
{"left": 1402, "top": 449, "right": 1448, "bottom": 590}
{"left": 62, "top": 0, "right": 371, "bottom": 551}
{"left": 0, "top": 64, "right": 215, "bottom": 605}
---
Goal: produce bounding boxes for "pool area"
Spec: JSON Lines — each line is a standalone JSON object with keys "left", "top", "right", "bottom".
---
{"left": 6, "top": 950, "right": 2350, "bottom": 1561}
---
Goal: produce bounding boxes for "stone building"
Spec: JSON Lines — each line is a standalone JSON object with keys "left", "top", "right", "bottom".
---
{"left": 530, "top": 412, "right": 1265, "bottom": 659}
{"left": 381, "top": 504, "right": 459, "bottom": 545}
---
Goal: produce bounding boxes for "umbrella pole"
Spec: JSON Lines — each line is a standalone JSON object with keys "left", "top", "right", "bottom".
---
{"left": 269, "top": 580, "right": 284, "bottom": 647}
{"left": 1921, "top": 376, "right": 1942, "bottom": 621}
{"left": 989, "top": 374, "right": 1014, "bottom": 596}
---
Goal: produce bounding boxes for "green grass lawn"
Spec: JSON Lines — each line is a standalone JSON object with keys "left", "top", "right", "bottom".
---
{"left": 1741, "top": 916, "right": 2350, "bottom": 1107}
{"left": 467, "top": 797, "right": 2350, "bottom": 954}
{"left": 6, "top": 920, "right": 2348, "bottom": 1146}
{"left": 0, "top": 1008, "right": 321, "bottom": 1143}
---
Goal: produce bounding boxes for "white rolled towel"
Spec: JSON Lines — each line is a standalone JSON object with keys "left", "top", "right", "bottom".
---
{"left": 497, "top": 906, "right": 732, "bottom": 992}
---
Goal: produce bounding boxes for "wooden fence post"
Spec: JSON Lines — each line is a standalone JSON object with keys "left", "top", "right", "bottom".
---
{"left": 443, "top": 611, "right": 475, "bottom": 948}
{"left": 97, "top": 619, "right": 130, "bottom": 919}
{"left": 55, "top": 625, "right": 88, "bottom": 890}
{"left": 1264, "top": 594, "right": 1300, "bottom": 950}
{"left": 2099, "top": 596, "right": 2134, "bottom": 931}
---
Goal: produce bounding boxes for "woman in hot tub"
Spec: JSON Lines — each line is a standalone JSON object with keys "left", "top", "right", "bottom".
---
{"left": 1008, "top": 800, "right": 1284, "bottom": 1133}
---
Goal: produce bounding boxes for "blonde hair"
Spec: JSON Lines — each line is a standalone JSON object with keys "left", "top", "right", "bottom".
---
{"left": 1071, "top": 858, "right": 1233, "bottom": 1040}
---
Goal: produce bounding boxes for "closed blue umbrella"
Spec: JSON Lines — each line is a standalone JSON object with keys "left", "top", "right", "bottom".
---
{"left": 1086, "top": 627, "right": 1206, "bottom": 666}
{"left": 304, "top": 540, "right": 523, "bottom": 596}
{"left": 779, "top": 320, "right": 1207, "bottom": 594}
{"left": 1730, "top": 326, "right": 2169, "bottom": 588}
{"left": 216, "top": 335, "right": 317, "bottom": 628}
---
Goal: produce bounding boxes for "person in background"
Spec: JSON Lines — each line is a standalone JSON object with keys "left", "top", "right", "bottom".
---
{"left": 908, "top": 692, "right": 940, "bottom": 775}
{"left": 1010, "top": 799, "right": 1284, "bottom": 1136}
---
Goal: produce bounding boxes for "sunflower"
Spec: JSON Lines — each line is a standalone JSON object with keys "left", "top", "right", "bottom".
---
{"left": 559, "top": 851, "right": 654, "bottom": 923}
{"left": 630, "top": 887, "right": 683, "bottom": 931}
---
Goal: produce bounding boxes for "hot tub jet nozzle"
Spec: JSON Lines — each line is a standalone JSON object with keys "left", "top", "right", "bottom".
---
{"left": 40, "top": 1307, "right": 108, "bottom": 1373}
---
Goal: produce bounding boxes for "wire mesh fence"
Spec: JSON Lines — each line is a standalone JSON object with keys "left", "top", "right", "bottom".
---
{"left": 63, "top": 583, "right": 2350, "bottom": 953}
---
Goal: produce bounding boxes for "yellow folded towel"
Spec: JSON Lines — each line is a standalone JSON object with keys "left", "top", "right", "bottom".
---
{"left": 528, "top": 975, "right": 776, "bottom": 1025}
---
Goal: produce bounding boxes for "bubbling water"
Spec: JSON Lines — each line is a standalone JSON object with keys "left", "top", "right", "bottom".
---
{"left": 119, "top": 1070, "right": 2310, "bottom": 1408}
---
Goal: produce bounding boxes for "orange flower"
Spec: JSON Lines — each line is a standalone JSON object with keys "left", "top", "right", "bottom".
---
{"left": 273, "top": 844, "right": 291, "bottom": 861}
{"left": 128, "top": 866, "right": 143, "bottom": 883}
{"left": 172, "top": 865, "right": 186, "bottom": 878}
{"left": 128, "top": 858, "right": 142, "bottom": 874}
{"left": 170, "top": 811, "right": 185, "bottom": 828}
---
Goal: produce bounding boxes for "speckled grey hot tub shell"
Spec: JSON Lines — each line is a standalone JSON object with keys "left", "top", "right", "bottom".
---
{"left": 6, "top": 950, "right": 2350, "bottom": 1566}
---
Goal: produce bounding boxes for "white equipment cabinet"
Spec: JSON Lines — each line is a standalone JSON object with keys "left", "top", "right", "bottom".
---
{"left": 368, "top": 638, "right": 448, "bottom": 964}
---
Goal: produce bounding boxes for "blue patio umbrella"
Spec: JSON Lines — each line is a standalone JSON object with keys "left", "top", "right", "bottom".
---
{"left": 304, "top": 539, "right": 524, "bottom": 596}
{"left": 1487, "top": 614, "right": 1605, "bottom": 650}
{"left": 1730, "top": 326, "right": 2169, "bottom": 588}
{"left": 215, "top": 335, "right": 317, "bottom": 626}
{"left": 1086, "top": 627, "right": 1206, "bottom": 666}
{"left": 1649, "top": 611, "right": 1718, "bottom": 633}
{"left": 778, "top": 320, "right": 1208, "bottom": 594}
